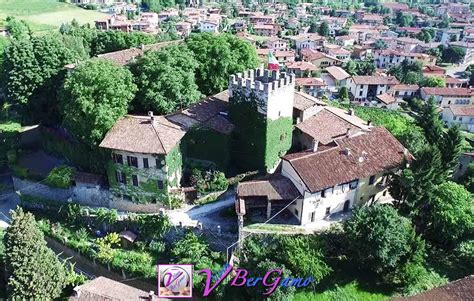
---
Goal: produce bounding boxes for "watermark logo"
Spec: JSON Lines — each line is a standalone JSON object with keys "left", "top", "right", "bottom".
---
{"left": 158, "top": 264, "right": 192, "bottom": 298}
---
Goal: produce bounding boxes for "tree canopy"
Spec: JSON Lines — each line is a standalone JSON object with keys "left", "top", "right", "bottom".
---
{"left": 428, "top": 182, "right": 473, "bottom": 246}
{"left": 130, "top": 45, "right": 202, "bottom": 114}
{"left": 186, "top": 33, "right": 259, "bottom": 95}
{"left": 61, "top": 59, "right": 137, "bottom": 147}
{"left": 344, "top": 204, "right": 426, "bottom": 283}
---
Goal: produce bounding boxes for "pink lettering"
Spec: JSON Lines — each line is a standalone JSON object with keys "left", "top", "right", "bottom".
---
{"left": 198, "top": 264, "right": 233, "bottom": 297}
{"left": 230, "top": 269, "right": 248, "bottom": 287}
{"left": 262, "top": 269, "right": 282, "bottom": 295}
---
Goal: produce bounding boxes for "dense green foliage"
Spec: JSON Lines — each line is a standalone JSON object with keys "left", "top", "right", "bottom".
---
{"left": 130, "top": 45, "right": 201, "bottom": 114}
{"left": 343, "top": 59, "right": 376, "bottom": 76}
{"left": 238, "top": 234, "right": 331, "bottom": 300}
{"left": 344, "top": 205, "right": 426, "bottom": 279}
{"left": 428, "top": 182, "right": 473, "bottom": 246}
{"left": 186, "top": 33, "right": 259, "bottom": 95}
{"left": 45, "top": 165, "right": 75, "bottom": 189}
{"left": 61, "top": 59, "right": 137, "bottom": 146}
{"left": 229, "top": 92, "right": 293, "bottom": 172}
{"left": 184, "top": 126, "right": 231, "bottom": 170}
{"left": 3, "top": 33, "right": 80, "bottom": 122}
{"left": 4, "top": 208, "right": 67, "bottom": 299}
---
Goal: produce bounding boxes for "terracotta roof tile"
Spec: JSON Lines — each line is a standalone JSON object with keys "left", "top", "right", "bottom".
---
{"left": 237, "top": 174, "right": 300, "bottom": 201}
{"left": 99, "top": 115, "right": 186, "bottom": 155}
{"left": 284, "top": 127, "right": 407, "bottom": 192}
{"left": 352, "top": 76, "right": 399, "bottom": 85}
{"left": 448, "top": 105, "right": 474, "bottom": 116}
{"left": 295, "top": 107, "right": 370, "bottom": 144}
{"left": 293, "top": 91, "right": 327, "bottom": 110}
{"left": 422, "top": 87, "right": 473, "bottom": 97}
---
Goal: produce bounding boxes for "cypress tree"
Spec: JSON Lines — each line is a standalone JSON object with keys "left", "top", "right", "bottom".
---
{"left": 3, "top": 207, "right": 67, "bottom": 299}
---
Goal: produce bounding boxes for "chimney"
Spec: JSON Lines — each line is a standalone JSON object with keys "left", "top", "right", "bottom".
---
{"left": 367, "top": 120, "right": 372, "bottom": 126}
{"left": 346, "top": 128, "right": 351, "bottom": 138}
{"left": 148, "top": 111, "right": 154, "bottom": 121}
{"left": 148, "top": 291, "right": 154, "bottom": 300}
{"left": 311, "top": 139, "right": 318, "bottom": 152}
{"left": 348, "top": 108, "right": 354, "bottom": 116}
{"left": 344, "top": 148, "right": 351, "bottom": 156}
{"left": 140, "top": 43, "right": 145, "bottom": 50}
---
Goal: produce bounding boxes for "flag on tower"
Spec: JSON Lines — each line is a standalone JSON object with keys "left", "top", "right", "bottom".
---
{"left": 267, "top": 51, "right": 279, "bottom": 70}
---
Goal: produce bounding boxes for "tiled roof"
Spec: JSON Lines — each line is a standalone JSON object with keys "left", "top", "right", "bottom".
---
{"left": 326, "top": 66, "right": 350, "bottom": 81}
{"left": 295, "top": 106, "right": 371, "bottom": 145}
{"left": 295, "top": 77, "right": 326, "bottom": 87}
{"left": 293, "top": 91, "right": 327, "bottom": 110}
{"left": 376, "top": 93, "right": 396, "bottom": 105}
{"left": 96, "top": 40, "right": 182, "bottom": 66}
{"left": 422, "top": 87, "right": 473, "bottom": 97}
{"left": 391, "top": 84, "right": 419, "bottom": 91}
{"left": 391, "top": 275, "right": 474, "bottom": 301}
{"left": 99, "top": 115, "right": 187, "bottom": 155}
{"left": 285, "top": 127, "right": 408, "bottom": 193}
{"left": 237, "top": 174, "right": 301, "bottom": 201}
{"left": 448, "top": 105, "right": 474, "bottom": 116}
{"left": 69, "top": 276, "right": 154, "bottom": 300}
{"left": 352, "top": 76, "right": 399, "bottom": 85}
{"left": 286, "top": 61, "right": 317, "bottom": 71}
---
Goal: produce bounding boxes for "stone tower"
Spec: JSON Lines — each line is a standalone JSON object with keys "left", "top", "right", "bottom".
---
{"left": 228, "top": 68, "right": 295, "bottom": 172}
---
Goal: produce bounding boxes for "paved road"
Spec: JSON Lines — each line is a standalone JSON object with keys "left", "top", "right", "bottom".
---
{"left": 166, "top": 192, "right": 236, "bottom": 229}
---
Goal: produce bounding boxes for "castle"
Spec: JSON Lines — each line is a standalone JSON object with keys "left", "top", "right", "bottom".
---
{"left": 99, "top": 68, "right": 298, "bottom": 203}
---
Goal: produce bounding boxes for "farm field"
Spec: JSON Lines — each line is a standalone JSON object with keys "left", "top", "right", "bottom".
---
{"left": 0, "top": 0, "right": 106, "bottom": 32}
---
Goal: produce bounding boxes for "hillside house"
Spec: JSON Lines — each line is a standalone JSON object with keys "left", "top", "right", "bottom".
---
{"left": 301, "top": 49, "right": 343, "bottom": 68}
{"left": 347, "top": 76, "right": 400, "bottom": 102}
{"left": 420, "top": 87, "right": 474, "bottom": 108}
{"left": 442, "top": 106, "right": 474, "bottom": 132}
{"left": 295, "top": 78, "right": 327, "bottom": 97}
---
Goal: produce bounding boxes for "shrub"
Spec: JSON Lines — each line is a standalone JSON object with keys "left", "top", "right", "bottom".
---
{"left": 45, "top": 166, "right": 75, "bottom": 189}
{"left": 10, "top": 164, "right": 28, "bottom": 179}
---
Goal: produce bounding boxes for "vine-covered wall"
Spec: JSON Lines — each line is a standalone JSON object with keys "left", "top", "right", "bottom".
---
{"left": 105, "top": 143, "right": 183, "bottom": 203}
{"left": 229, "top": 92, "right": 293, "bottom": 172}
{"left": 183, "top": 126, "right": 231, "bottom": 171}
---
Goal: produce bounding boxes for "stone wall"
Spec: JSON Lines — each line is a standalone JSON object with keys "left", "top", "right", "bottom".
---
{"left": 13, "top": 177, "right": 165, "bottom": 213}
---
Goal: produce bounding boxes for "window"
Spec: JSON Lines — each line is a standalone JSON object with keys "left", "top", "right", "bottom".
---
{"left": 369, "top": 175, "right": 376, "bottom": 185}
{"left": 359, "top": 91, "right": 363, "bottom": 97}
{"left": 113, "top": 153, "right": 123, "bottom": 164}
{"left": 143, "top": 158, "right": 149, "bottom": 168}
{"left": 157, "top": 180, "right": 164, "bottom": 190}
{"left": 349, "top": 180, "right": 359, "bottom": 190}
{"left": 321, "top": 189, "right": 326, "bottom": 198}
{"left": 127, "top": 156, "right": 138, "bottom": 168}
{"left": 132, "top": 175, "right": 139, "bottom": 186}
{"left": 325, "top": 207, "right": 331, "bottom": 215}
{"left": 294, "top": 208, "right": 299, "bottom": 217}
{"left": 156, "top": 158, "right": 164, "bottom": 169}
{"left": 115, "top": 171, "right": 126, "bottom": 185}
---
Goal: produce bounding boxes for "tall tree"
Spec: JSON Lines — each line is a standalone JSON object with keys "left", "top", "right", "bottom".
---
{"left": 4, "top": 208, "right": 67, "bottom": 299}
{"left": 4, "top": 34, "right": 80, "bottom": 122}
{"left": 439, "top": 125, "right": 463, "bottom": 175}
{"left": 441, "top": 45, "right": 466, "bottom": 64}
{"left": 428, "top": 182, "right": 473, "bottom": 246}
{"left": 344, "top": 204, "right": 426, "bottom": 282}
{"left": 318, "top": 21, "right": 330, "bottom": 37}
{"left": 61, "top": 59, "right": 137, "bottom": 146}
{"left": 186, "top": 33, "right": 259, "bottom": 95}
{"left": 416, "top": 97, "right": 444, "bottom": 146}
{"left": 130, "top": 45, "right": 202, "bottom": 114}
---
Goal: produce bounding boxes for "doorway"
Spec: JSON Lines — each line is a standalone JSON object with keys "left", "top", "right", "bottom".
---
{"left": 343, "top": 200, "right": 350, "bottom": 212}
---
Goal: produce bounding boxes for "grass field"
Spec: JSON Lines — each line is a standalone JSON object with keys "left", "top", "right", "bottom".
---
{"left": 0, "top": 0, "right": 106, "bottom": 32}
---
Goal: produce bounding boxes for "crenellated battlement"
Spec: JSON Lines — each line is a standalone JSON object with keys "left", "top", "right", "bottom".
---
{"left": 228, "top": 67, "right": 295, "bottom": 94}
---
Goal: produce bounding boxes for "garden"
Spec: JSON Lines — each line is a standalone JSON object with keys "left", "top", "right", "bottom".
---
{"left": 19, "top": 195, "right": 226, "bottom": 295}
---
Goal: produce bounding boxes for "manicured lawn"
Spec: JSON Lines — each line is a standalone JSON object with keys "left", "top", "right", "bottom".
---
{"left": 294, "top": 281, "right": 390, "bottom": 301}
{"left": 0, "top": 0, "right": 106, "bottom": 32}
